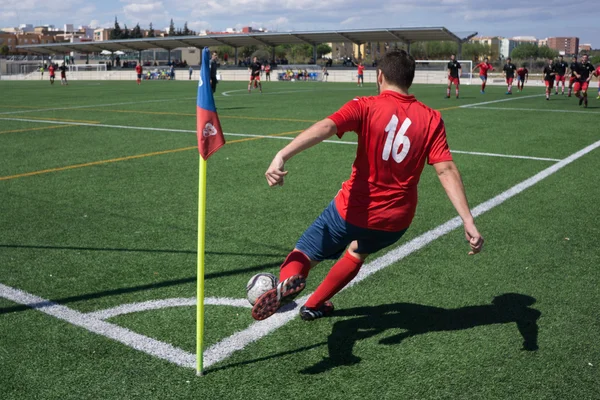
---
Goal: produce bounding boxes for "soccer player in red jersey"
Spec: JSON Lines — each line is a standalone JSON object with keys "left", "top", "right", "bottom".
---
{"left": 135, "top": 63, "right": 142, "bottom": 85}
{"left": 248, "top": 56, "right": 262, "bottom": 94}
{"left": 573, "top": 54, "right": 595, "bottom": 108}
{"left": 516, "top": 65, "right": 528, "bottom": 92}
{"left": 553, "top": 55, "right": 568, "bottom": 95}
{"left": 542, "top": 58, "right": 556, "bottom": 101}
{"left": 357, "top": 62, "right": 365, "bottom": 87}
{"left": 472, "top": 57, "right": 493, "bottom": 93}
{"left": 502, "top": 58, "right": 517, "bottom": 94}
{"left": 252, "top": 50, "right": 484, "bottom": 322}
{"left": 48, "top": 64, "right": 55, "bottom": 85}
{"left": 567, "top": 56, "right": 578, "bottom": 97}
{"left": 446, "top": 54, "right": 461, "bottom": 98}
{"left": 594, "top": 66, "right": 600, "bottom": 100}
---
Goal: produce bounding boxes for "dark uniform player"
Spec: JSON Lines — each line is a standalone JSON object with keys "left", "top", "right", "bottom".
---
{"left": 554, "top": 55, "right": 568, "bottom": 95}
{"left": 542, "top": 59, "right": 556, "bottom": 101}
{"left": 573, "top": 54, "right": 595, "bottom": 108}
{"left": 446, "top": 54, "right": 461, "bottom": 99}
{"left": 248, "top": 56, "right": 262, "bottom": 94}
{"left": 59, "top": 64, "right": 68, "bottom": 86}
{"left": 568, "top": 56, "right": 578, "bottom": 97}
{"left": 210, "top": 51, "right": 218, "bottom": 94}
{"left": 502, "top": 57, "right": 517, "bottom": 94}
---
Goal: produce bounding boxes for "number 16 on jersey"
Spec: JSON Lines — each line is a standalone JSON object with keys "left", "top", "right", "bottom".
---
{"left": 382, "top": 115, "right": 412, "bottom": 163}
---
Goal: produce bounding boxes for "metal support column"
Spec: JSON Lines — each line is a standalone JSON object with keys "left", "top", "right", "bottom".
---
{"left": 234, "top": 47, "right": 238, "bottom": 65}
{"left": 168, "top": 49, "right": 171, "bottom": 64}
{"left": 313, "top": 45, "right": 317, "bottom": 63}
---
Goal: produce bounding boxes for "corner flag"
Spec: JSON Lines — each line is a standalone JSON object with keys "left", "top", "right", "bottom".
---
{"left": 196, "top": 47, "right": 225, "bottom": 376}
{"left": 197, "top": 47, "right": 225, "bottom": 159}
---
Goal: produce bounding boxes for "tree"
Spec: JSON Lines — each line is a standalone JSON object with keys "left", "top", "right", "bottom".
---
{"left": 131, "top": 23, "right": 143, "bottom": 39}
{"left": 240, "top": 45, "right": 258, "bottom": 58}
{"left": 0, "top": 45, "right": 9, "bottom": 56}
{"left": 183, "top": 22, "right": 190, "bottom": 36}
{"left": 215, "top": 45, "right": 234, "bottom": 59}
{"left": 537, "top": 45, "right": 558, "bottom": 59}
{"left": 316, "top": 43, "right": 332, "bottom": 58}
{"left": 110, "top": 16, "right": 122, "bottom": 40}
{"left": 511, "top": 43, "right": 538, "bottom": 60}
{"left": 274, "top": 45, "right": 288, "bottom": 60}
{"left": 148, "top": 22, "right": 155, "bottom": 37}
{"left": 122, "top": 24, "right": 130, "bottom": 39}
{"left": 462, "top": 42, "right": 491, "bottom": 60}
{"left": 168, "top": 19, "right": 175, "bottom": 36}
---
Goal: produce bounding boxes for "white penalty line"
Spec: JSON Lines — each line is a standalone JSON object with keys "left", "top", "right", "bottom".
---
{"left": 0, "top": 117, "right": 558, "bottom": 163}
{"left": 202, "top": 137, "right": 600, "bottom": 369}
{"left": 459, "top": 94, "right": 544, "bottom": 108}
{"left": 465, "top": 106, "right": 600, "bottom": 115}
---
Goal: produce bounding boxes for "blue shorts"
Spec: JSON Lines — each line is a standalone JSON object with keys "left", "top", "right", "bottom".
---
{"left": 296, "top": 201, "right": 408, "bottom": 261}
{"left": 517, "top": 76, "right": 525, "bottom": 81}
{"left": 479, "top": 75, "right": 487, "bottom": 82}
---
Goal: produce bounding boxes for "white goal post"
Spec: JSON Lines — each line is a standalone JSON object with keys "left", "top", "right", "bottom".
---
{"left": 414, "top": 60, "right": 473, "bottom": 85}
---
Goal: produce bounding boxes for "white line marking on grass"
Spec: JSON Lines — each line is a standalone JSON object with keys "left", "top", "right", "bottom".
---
{"left": 0, "top": 97, "right": 196, "bottom": 115}
{"left": 88, "top": 297, "right": 251, "bottom": 320}
{"left": 467, "top": 106, "right": 600, "bottom": 115}
{"left": 202, "top": 137, "right": 600, "bottom": 369}
{"left": 222, "top": 87, "right": 370, "bottom": 96}
{"left": 0, "top": 283, "right": 196, "bottom": 368}
{"left": 460, "top": 94, "right": 543, "bottom": 108}
{"left": 0, "top": 118, "right": 556, "bottom": 163}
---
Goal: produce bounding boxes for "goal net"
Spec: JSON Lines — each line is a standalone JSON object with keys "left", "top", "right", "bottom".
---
{"left": 66, "top": 64, "right": 108, "bottom": 80}
{"left": 414, "top": 60, "right": 473, "bottom": 85}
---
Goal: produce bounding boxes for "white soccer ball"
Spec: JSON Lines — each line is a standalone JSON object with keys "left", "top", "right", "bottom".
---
{"left": 246, "top": 273, "right": 277, "bottom": 305}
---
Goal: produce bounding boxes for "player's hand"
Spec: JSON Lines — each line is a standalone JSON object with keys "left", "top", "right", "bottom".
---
{"left": 265, "top": 154, "right": 288, "bottom": 187}
{"left": 464, "top": 222, "right": 484, "bottom": 255}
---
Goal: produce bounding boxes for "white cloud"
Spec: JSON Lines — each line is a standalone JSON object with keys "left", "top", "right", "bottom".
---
{"left": 340, "top": 16, "right": 359, "bottom": 26}
{"left": 123, "top": 2, "right": 163, "bottom": 14}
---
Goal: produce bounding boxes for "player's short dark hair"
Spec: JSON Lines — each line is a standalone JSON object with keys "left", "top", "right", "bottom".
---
{"left": 507, "top": 57, "right": 512, "bottom": 61}
{"left": 377, "top": 50, "right": 415, "bottom": 90}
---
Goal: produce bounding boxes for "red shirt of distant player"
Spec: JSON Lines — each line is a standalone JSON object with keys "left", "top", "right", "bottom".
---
{"left": 357, "top": 65, "right": 365, "bottom": 76}
{"left": 476, "top": 62, "right": 493, "bottom": 77}
{"left": 328, "top": 91, "right": 453, "bottom": 232}
{"left": 135, "top": 64, "right": 142, "bottom": 75}
{"left": 596, "top": 67, "right": 600, "bottom": 85}
{"left": 49, "top": 65, "right": 55, "bottom": 76}
{"left": 517, "top": 67, "right": 528, "bottom": 78}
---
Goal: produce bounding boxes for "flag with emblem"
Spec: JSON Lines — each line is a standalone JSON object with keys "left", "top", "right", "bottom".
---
{"left": 197, "top": 47, "right": 225, "bottom": 159}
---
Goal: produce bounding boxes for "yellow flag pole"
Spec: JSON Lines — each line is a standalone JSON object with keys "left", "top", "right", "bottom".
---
{"left": 196, "top": 156, "right": 207, "bottom": 376}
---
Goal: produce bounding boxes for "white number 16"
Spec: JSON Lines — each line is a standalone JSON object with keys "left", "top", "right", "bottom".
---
{"left": 382, "top": 115, "right": 411, "bottom": 163}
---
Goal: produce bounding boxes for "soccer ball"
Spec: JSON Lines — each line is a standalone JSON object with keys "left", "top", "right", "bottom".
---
{"left": 246, "top": 273, "right": 277, "bottom": 305}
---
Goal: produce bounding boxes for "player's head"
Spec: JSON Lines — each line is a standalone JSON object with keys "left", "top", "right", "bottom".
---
{"left": 450, "top": 54, "right": 455, "bottom": 61}
{"left": 253, "top": 56, "right": 257, "bottom": 62}
{"left": 548, "top": 58, "right": 553, "bottom": 65}
{"left": 506, "top": 57, "right": 511, "bottom": 63}
{"left": 212, "top": 51, "right": 218, "bottom": 60}
{"left": 582, "top": 54, "right": 588, "bottom": 62}
{"left": 376, "top": 50, "right": 415, "bottom": 93}
{"left": 558, "top": 55, "right": 563, "bottom": 60}
{"left": 572, "top": 56, "right": 577, "bottom": 62}
{"left": 484, "top": 57, "right": 489, "bottom": 63}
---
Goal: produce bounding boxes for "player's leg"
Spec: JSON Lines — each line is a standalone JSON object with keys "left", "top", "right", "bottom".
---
{"left": 568, "top": 77, "right": 574, "bottom": 97}
{"left": 583, "top": 83, "right": 589, "bottom": 107}
{"left": 455, "top": 79, "right": 460, "bottom": 98}
{"left": 597, "top": 83, "right": 600, "bottom": 100}
{"left": 545, "top": 80, "right": 551, "bottom": 100}
{"left": 257, "top": 77, "right": 262, "bottom": 93}
{"left": 446, "top": 79, "right": 452, "bottom": 98}
{"left": 248, "top": 77, "right": 253, "bottom": 93}
{"left": 507, "top": 78, "right": 513, "bottom": 94}
{"left": 480, "top": 76, "right": 486, "bottom": 93}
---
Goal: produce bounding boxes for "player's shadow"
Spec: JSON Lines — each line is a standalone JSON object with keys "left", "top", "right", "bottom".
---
{"left": 301, "top": 293, "right": 540, "bottom": 375}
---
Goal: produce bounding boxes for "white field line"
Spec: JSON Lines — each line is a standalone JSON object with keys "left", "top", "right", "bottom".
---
{"left": 202, "top": 137, "right": 600, "bottom": 369}
{"left": 459, "top": 94, "right": 543, "bottom": 108}
{"left": 1, "top": 138, "right": 599, "bottom": 370}
{"left": 0, "top": 117, "right": 557, "bottom": 163}
{"left": 0, "top": 97, "right": 196, "bottom": 115}
{"left": 467, "top": 106, "right": 600, "bottom": 115}
{"left": 0, "top": 283, "right": 196, "bottom": 368}
{"left": 88, "top": 297, "right": 251, "bottom": 320}
{"left": 221, "top": 87, "right": 369, "bottom": 97}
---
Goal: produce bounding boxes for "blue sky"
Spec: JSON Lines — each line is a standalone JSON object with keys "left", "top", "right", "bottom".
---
{"left": 0, "top": 0, "right": 597, "bottom": 46}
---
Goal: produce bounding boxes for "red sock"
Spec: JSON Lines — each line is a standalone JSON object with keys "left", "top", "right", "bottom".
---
{"left": 279, "top": 250, "right": 311, "bottom": 282}
{"left": 304, "top": 251, "right": 363, "bottom": 309}
{"left": 481, "top": 82, "right": 486, "bottom": 91}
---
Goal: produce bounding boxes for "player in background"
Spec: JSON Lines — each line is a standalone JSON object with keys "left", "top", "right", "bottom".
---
{"left": 567, "top": 56, "right": 578, "bottom": 97}
{"left": 248, "top": 56, "right": 262, "bottom": 94}
{"left": 503, "top": 57, "right": 517, "bottom": 95}
{"left": 594, "top": 66, "right": 600, "bottom": 99}
{"left": 59, "top": 63, "right": 68, "bottom": 86}
{"left": 472, "top": 57, "right": 493, "bottom": 94}
{"left": 252, "top": 50, "right": 484, "bottom": 322}
{"left": 553, "top": 55, "right": 568, "bottom": 95}
{"left": 265, "top": 63, "right": 271, "bottom": 81}
{"left": 357, "top": 62, "right": 365, "bottom": 87}
{"left": 135, "top": 63, "right": 142, "bottom": 85}
{"left": 39, "top": 66, "right": 44, "bottom": 80}
{"left": 542, "top": 58, "right": 556, "bottom": 101}
{"left": 446, "top": 54, "right": 461, "bottom": 98}
{"left": 48, "top": 64, "right": 55, "bottom": 85}
{"left": 516, "top": 65, "right": 528, "bottom": 92}
{"left": 209, "top": 51, "right": 219, "bottom": 94}
{"left": 573, "top": 54, "right": 595, "bottom": 108}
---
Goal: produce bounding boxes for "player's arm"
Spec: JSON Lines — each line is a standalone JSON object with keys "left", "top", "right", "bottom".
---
{"left": 471, "top": 64, "right": 478, "bottom": 73}
{"left": 265, "top": 119, "right": 337, "bottom": 187}
{"left": 433, "top": 161, "right": 483, "bottom": 255}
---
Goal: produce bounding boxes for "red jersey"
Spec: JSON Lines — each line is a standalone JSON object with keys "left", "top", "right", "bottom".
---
{"left": 49, "top": 65, "right": 55, "bottom": 76}
{"left": 135, "top": 65, "right": 142, "bottom": 74}
{"left": 328, "top": 91, "right": 453, "bottom": 231}
{"left": 357, "top": 65, "right": 365, "bottom": 75}
{"left": 476, "top": 62, "right": 493, "bottom": 76}
{"left": 595, "top": 66, "right": 600, "bottom": 77}
{"left": 517, "top": 67, "right": 528, "bottom": 77}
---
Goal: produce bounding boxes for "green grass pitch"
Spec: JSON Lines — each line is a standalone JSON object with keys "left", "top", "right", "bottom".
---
{"left": 0, "top": 79, "right": 599, "bottom": 399}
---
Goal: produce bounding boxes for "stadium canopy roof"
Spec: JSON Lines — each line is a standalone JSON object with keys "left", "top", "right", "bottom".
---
{"left": 17, "top": 27, "right": 476, "bottom": 55}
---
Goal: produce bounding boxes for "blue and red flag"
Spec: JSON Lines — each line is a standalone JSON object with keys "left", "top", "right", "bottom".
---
{"left": 197, "top": 47, "right": 225, "bottom": 160}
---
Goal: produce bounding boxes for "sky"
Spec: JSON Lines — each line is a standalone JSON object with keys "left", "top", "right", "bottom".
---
{"left": 0, "top": 0, "right": 597, "bottom": 47}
